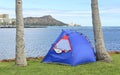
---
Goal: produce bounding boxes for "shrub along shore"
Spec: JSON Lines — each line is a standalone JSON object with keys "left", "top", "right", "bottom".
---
{"left": 0, "top": 50, "right": 120, "bottom": 62}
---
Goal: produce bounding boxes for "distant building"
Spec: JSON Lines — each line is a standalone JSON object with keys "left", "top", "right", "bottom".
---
{"left": 69, "top": 22, "right": 75, "bottom": 26}
{"left": 68, "top": 22, "right": 81, "bottom": 26}
{"left": 0, "top": 14, "right": 9, "bottom": 19}
{"left": 0, "top": 14, "right": 9, "bottom": 24}
{"left": 0, "top": 14, "right": 14, "bottom": 25}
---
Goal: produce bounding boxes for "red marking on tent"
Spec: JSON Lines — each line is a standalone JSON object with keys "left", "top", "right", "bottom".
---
{"left": 53, "top": 35, "right": 72, "bottom": 52}
{"left": 62, "top": 35, "right": 68, "bottom": 40}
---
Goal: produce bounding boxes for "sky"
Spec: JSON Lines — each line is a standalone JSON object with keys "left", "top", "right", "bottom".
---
{"left": 0, "top": 0, "right": 120, "bottom": 26}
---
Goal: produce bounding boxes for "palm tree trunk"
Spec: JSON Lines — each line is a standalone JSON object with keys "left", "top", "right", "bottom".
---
{"left": 15, "top": 0, "right": 27, "bottom": 66}
{"left": 91, "top": 0, "right": 112, "bottom": 62}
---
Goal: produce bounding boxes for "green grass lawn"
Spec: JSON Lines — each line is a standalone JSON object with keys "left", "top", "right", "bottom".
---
{"left": 0, "top": 54, "right": 120, "bottom": 75}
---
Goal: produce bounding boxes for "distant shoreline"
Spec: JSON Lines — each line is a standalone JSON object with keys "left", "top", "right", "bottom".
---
{"left": 0, "top": 26, "right": 47, "bottom": 28}
{"left": 0, "top": 25, "right": 82, "bottom": 28}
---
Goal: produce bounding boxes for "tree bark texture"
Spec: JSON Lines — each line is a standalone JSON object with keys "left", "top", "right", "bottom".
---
{"left": 91, "top": 0, "right": 112, "bottom": 62}
{"left": 15, "top": 0, "right": 27, "bottom": 66}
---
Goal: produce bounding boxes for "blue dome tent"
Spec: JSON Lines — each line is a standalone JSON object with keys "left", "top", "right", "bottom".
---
{"left": 42, "top": 30, "right": 96, "bottom": 66}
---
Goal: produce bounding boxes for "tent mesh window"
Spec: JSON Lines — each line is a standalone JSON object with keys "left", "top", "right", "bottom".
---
{"left": 53, "top": 35, "right": 71, "bottom": 53}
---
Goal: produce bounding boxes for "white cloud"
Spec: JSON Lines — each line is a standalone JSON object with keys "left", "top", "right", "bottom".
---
{"left": 100, "top": 8, "right": 120, "bottom": 14}
{"left": 22, "top": 9, "right": 92, "bottom": 18}
{"left": 1, "top": 7, "right": 119, "bottom": 18}
{"left": 0, "top": 8, "right": 15, "bottom": 18}
{"left": 0, "top": 8, "right": 92, "bottom": 18}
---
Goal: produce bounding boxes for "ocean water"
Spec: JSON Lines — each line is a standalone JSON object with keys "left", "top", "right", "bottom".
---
{"left": 0, "top": 26, "right": 120, "bottom": 60}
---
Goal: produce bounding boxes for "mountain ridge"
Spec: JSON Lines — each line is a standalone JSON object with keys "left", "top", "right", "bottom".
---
{"left": 24, "top": 15, "right": 68, "bottom": 26}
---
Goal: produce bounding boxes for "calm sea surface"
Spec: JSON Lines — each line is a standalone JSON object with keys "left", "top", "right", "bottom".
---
{"left": 0, "top": 26, "right": 120, "bottom": 60}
